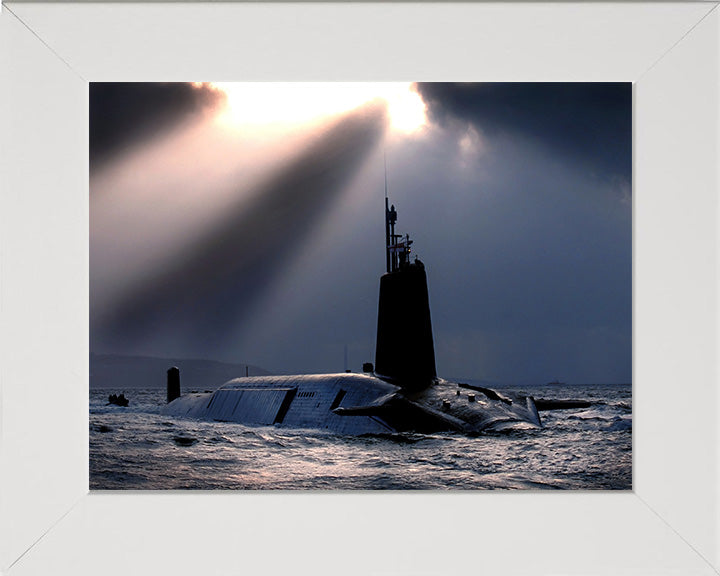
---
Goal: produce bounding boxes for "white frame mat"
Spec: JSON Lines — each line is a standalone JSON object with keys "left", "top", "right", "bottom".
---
{"left": 1, "top": 2, "right": 718, "bottom": 575}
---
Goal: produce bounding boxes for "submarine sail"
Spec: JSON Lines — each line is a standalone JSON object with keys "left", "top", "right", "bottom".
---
{"left": 161, "top": 199, "right": 543, "bottom": 434}
{"left": 374, "top": 198, "right": 436, "bottom": 390}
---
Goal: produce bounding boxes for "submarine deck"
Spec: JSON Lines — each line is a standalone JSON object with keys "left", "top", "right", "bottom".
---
{"left": 162, "top": 373, "right": 541, "bottom": 434}
{"left": 162, "top": 373, "right": 401, "bottom": 435}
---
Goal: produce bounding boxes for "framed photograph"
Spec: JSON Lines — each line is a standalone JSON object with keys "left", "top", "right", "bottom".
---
{"left": 1, "top": 2, "right": 718, "bottom": 575}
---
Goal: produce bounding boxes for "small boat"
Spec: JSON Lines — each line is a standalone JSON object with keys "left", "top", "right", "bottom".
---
{"left": 107, "top": 393, "right": 129, "bottom": 407}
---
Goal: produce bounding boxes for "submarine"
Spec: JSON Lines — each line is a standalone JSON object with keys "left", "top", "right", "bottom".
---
{"left": 161, "top": 199, "right": 543, "bottom": 434}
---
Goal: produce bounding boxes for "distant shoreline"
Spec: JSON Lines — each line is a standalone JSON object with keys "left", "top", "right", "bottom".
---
{"left": 89, "top": 353, "right": 270, "bottom": 390}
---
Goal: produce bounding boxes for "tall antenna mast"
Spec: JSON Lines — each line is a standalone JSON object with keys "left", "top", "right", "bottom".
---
{"left": 384, "top": 151, "right": 391, "bottom": 273}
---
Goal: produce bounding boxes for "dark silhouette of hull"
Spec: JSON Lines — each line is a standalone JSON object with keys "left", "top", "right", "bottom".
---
{"left": 162, "top": 372, "right": 541, "bottom": 434}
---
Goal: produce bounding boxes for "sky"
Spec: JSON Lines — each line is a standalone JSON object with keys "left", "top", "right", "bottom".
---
{"left": 90, "top": 82, "right": 631, "bottom": 385}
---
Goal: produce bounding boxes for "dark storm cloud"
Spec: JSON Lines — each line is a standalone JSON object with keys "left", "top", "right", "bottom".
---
{"left": 90, "top": 82, "right": 225, "bottom": 168}
{"left": 417, "top": 82, "right": 631, "bottom": 179}
{"left": 93, "top": 102, "right": 387, "bottom": 350}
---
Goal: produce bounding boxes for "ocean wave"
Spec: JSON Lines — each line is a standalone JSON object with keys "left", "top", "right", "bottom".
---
{"left": 89, "top": 384, "right": 632, "bottom": 490}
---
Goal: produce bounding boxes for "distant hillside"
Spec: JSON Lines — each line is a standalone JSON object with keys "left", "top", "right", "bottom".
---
{"left": 90, "top": 353, "right": 271, "bottom": 390}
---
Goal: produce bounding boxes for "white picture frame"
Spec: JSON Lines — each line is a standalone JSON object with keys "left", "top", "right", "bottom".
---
{"left": 1, "top": 2, "right": 718, "bottom": 575}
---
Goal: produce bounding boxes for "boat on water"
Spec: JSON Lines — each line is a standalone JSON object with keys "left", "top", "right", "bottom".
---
{"left": 107, "top": 393, "right": 129, "bottom": 407}
{"left": 161, "top": 199, "right": 542, "bottom": 434}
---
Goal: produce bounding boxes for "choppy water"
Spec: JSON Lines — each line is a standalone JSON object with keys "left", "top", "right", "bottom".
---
{"left": 90, "top": 383, "right": 631, "bottom": 490}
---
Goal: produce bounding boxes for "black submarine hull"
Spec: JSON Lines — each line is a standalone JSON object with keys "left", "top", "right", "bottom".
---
{"left": 161, "top": 373, "right": 540, "bottom": 434}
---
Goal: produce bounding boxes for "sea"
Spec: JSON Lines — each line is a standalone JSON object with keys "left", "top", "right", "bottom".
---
{"left": 90, "top": 383, "right": 631, "bottom": 490}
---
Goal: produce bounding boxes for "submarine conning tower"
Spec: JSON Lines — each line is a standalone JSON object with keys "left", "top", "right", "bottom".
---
{"left": 374, "top": 199, "right": 437, "bottom": 391}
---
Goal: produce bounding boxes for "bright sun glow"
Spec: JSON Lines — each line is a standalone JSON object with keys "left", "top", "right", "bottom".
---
{"left": 202, "top": 82, "right": 428, "bottom": 133}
